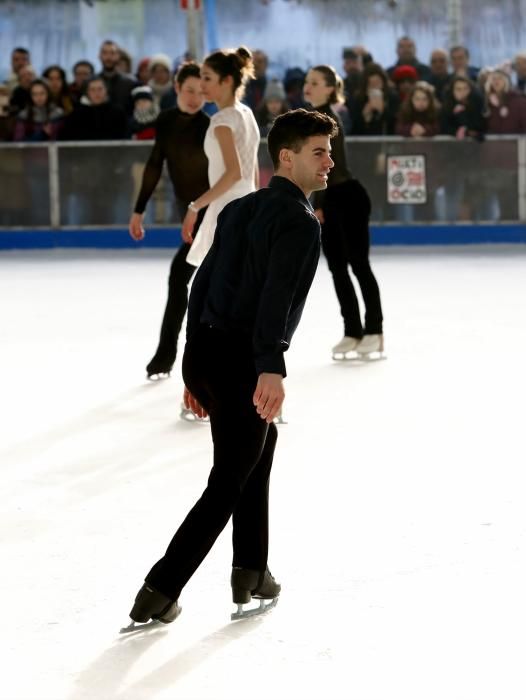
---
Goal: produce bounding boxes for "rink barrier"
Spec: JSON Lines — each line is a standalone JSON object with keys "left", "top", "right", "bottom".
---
{"left": 1, "top": 224, "right": 525, "bottom": 249}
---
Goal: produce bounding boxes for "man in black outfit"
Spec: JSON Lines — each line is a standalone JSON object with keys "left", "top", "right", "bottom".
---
{"left": 129, "top": 62, "right": 209, "bottom": 378}
{"left": 126, "top": 108, "right": 337, "bottom": 627}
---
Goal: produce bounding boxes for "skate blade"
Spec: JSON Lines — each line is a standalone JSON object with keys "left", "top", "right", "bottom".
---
{"left": 147, "top": 372, "right": 171, "bottom": 381}
{"left": 356, "top": 352, "right": 387, "bottom": 362}
{"left": 332, "top": 351, "right": 359, "bottom": 361}
{"left": 273, "top": 414, "right": 287, "bottom": 425}
{"left": 119, "top": 619, "right": 163, "bottom": 634}
{"left": 230, "top": 596, "right": 278, "bottom": 621}
{"left": 180, "top": 408, "right": 209, "bottom": 423}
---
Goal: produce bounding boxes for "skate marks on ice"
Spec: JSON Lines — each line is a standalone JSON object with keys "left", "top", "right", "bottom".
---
{"left": 71, "top": 615, "right": 267, "bottom": 700}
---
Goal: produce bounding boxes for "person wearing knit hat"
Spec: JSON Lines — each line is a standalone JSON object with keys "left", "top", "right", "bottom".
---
{"left": 255, "top": 79, "right": 289, "bottom": 136}
{"left": 136, "top": 57, "right": 151, "bottom": 85}
{"left": 391, "top": 64, "right": 418, "bottom": 102}
{"left": 130, "top": 85, "right": 159, "bottom": 139}
{"left": 148, "top": 54, "right": 173, "bottom": 106}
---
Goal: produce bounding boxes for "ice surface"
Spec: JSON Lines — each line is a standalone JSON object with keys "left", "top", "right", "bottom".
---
{"left": 1, "top": 246, "right": 525, "bottom": 700}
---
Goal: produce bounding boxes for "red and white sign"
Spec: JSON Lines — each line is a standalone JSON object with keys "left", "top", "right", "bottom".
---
{"left": 180, "top": 0, "right": 201, "bottom": 8}
{"left": 387, "top": 155, "right": 427, "bottom": 204}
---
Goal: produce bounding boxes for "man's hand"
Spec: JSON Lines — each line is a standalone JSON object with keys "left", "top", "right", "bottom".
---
{"left": 129, "top": 212, "right": 145, "bottom": 240}
{"left": 253, "top": 373, "right": 285, "bottom": 424}
{"left": 183, "top": 386, "right": 208, "bottom": 419}
{"left": 182, "top": 208, "right": 198, "bottom": 244}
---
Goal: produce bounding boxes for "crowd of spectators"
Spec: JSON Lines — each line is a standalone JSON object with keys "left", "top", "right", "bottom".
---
{"left": 3, "top": 36, "right": 526, "bottom": 145}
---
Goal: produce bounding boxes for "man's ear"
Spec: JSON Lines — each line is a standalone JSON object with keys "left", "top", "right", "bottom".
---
{"left": 279, "top": 147, "right": 292, "bottom": 168}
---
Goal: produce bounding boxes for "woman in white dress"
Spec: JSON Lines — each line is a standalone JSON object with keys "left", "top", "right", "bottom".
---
{"left": 182, "top": 46, "right": 261, "bottom": 267}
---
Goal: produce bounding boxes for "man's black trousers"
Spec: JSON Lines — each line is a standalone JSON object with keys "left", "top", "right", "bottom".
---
{"left": 146, "top": 325, "right": 278, "bottom": 601}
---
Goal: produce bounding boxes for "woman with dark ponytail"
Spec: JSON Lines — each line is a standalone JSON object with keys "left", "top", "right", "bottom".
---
{"left": 303, "top": 64, "right": 384, "bottom": 359}
{"left": 183, "top": 47, "right": 260, "bottom": 268}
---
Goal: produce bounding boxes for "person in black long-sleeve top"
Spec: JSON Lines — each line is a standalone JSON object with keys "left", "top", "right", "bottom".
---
{"left": 304, "top": 65, "right": 384, "bottom": 359}
{"left": 129, "top": 63, "right": 210, "bottom": 378}
{"left": 125, "top": 109, "right": 337, "bottom": 628}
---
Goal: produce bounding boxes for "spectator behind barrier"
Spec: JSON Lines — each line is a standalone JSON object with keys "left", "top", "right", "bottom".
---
{"left": 0, "top": 85, "right": 15, "bottom": 141}
{"left": 255, "top": 79, "right": 289, "bottom": 136}
{"left": 69, "top": 61, "right": 95, "bottom": 104}
{"left": 387, "top": 36, "right": 432, "bottom": 82}
{"left": 350, "top": 62, "right": 399, "bottom": 135}
{"left": 9, "top": 64, "right": 36, "bottom": 115}
{"left": 13, "top": 79, "right": 65, "bottom": 141}
{"left": 390, "top": 64, "right": 418, "bottom": 103}
{"left": 43, "top": 65, "right": 74, "bottom": 115}
{"left": 97, "top": 39, "right": 137, "bottom": 113}
{"left": 61, "top": 77, "right": 129, "bottom": 140}
{"left": 283, "top": 67, "right": 307, "bottom": 109}
{"left": 484, "top": 68, "right": 526, "bottom": 134}
{"left": 243, "top": 49, "right": 268, "bottom": 112}
{"left": 136, "top": 57, "right": 151, "bottom": 86}
{"left": 428, "top": 49, "right": 451, "bottom": 102}
{"left": 4, "top": 47, "right": 30, "bottom": 91}
{"left": 513, "top": 52, "right": 526, "bottom": 95}
{"left": 450, "top": 46, "right": 480, "bottom": 81}
{"left": 117, "top": 47, "right": 133, "bottom": 76}
{"left": 440, "top": 76, "right": 486, "bottom": 141}
{"left": 395, "top": 81, "right": 440, "bottom": 137}
{"left": 148, "top": 54, "right": 174, "bottom": 107}
{"left": 129, "top": 85, "right": 159, "bottom": 139}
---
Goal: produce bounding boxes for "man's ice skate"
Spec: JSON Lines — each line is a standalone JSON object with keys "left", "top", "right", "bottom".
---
{"left": 120, "top": 582, "right": 181, "bottom": 634}
{"left": 273, "top": 408, "right": 287, "bottom": 425}
{"left": 180, "top": 402, "right": 210, "bottom": 423}
{"left": 355, "top": 334, "right": 386, "bottom": 361}
{"left": 230, "top": 566, "right": 280, "bottom": 621}
{"left": 331, "top": 335, "right": 360, "bottom": 360}
{"left": 146, "top": 357, "right": 173, "bottom": 381}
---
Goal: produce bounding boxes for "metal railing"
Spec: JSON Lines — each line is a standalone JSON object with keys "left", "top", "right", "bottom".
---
{"left": 1, "top": 136, "right": 525, "bottom": 228}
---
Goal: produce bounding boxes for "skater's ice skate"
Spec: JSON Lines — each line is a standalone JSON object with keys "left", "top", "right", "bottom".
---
{"left": 273, "top": 408, "right": 287, "bottom": 425}
{"left": 331, "top": 335, "right": 360, "bottom": 361}
{"left": 180, "top": 402, "right": 210, "bottom": 423}
{"left": 146, "top": 356, "right": 173, "bottom": 381}
{"left": 120, "top": 582, "right": 181, "bottom": 633}
{"left": 230, "top": 566, "right": 280, "bottom": 621}
{"left": 355, "top": 334, "right": 386, "bottom": 361}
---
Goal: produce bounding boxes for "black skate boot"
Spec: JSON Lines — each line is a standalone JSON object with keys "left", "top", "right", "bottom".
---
{"left": 146, "top": 355, "right": 173, "bottom": 380}
{"left": 120, "top": 582, "right": 181, "bottom": 633}
{"left": 230, "top": 567, "right": 280, "bottom": 620}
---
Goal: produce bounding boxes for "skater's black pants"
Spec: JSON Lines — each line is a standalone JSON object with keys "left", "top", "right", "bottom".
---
{"left": 321, "top": 178, "right": 383, "bottom": 338}
{"left": 146, "top": 325, "right": 278, "bottom": 601}
{"left": 149, "top": 206, "right": 206, "bottom": 369}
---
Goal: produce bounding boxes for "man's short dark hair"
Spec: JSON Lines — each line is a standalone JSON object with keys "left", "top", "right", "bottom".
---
{"left": 450, "top": 45, "right": 469, "bottom": 58}
{"left": 12, "top": 47, "right": 30, "bottom": 56}
{"left": 175, "top": 61, "right": 201, "bottom": 86}
{"left": 267, "top": 108, "right": 338, "bottom": 169}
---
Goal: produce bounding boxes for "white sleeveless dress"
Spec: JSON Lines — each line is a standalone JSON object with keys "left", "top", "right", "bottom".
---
{"left": 186, "top": 101, "right": 260, "bottom": 267}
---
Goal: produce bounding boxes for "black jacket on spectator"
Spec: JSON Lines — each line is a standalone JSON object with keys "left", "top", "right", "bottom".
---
{"left": 429, "top": 73, "right": 452, "bottom": 102}
{"left": 61, "top": 102, "right": 129, "bottom": 140}
{"left": 350, "top": 90, "right": 399, "bottom": 136}
{"left": 97, "top": 70, "right": 137, "bottom": 113}
{"left": 440, "top": 89, "right": 486, "bottom": 140}
{"left": 9, "top": 85, "right": 30, "bottom": 115}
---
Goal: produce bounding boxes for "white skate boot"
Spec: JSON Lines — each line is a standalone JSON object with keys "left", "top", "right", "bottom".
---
{"left": 355, "top": 334, "right": 385, "bottom": 361}
{"left": 331, "top": 336, "right": 360, "bottom": 360}
{"left": 180, "top": 402, "right": 209, "bottom": 423}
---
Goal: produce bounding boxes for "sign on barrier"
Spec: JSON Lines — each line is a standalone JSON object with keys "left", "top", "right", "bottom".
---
{"left": 387, "top": 155, "right": 427, "bottom": 204}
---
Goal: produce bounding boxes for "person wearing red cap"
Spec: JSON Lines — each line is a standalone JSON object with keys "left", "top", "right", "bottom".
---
{"left": 391, "top": 64, "right": 419, "bottom": 102}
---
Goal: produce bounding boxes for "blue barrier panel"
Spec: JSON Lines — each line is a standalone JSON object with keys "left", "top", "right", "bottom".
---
{"left": 1, "top": 225, "right": 526, "bottom": 250}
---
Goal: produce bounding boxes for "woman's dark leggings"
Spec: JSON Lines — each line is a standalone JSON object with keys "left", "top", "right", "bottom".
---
{"left": 321, "top": 178, "right": 383, "bottom": 338}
